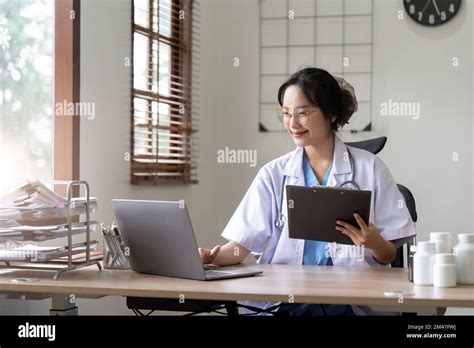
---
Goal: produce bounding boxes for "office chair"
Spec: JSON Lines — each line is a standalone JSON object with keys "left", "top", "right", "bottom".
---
{"left": 345, "top": 136, "right": 418, "bottom": 268}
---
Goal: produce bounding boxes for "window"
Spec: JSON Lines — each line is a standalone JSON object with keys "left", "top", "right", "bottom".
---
{"left": 0, "top": 0, "right": 80, "bottom": 196}
{"left": 0, "top": 0, "right": 54, "bottom": 193}
{"left": 131, "top": 0, "right": 198, "bottom": 184}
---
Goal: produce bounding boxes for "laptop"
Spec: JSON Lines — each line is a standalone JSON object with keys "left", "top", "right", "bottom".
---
{"left": 112, "top": 199, "right": 262, "bottom": 280}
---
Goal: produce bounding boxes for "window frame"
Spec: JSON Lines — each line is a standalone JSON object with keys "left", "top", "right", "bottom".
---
{"left": 131, "top": 0, "right": 196, "bottom": 185}
{"left": 53, "top": 0, "right": 81, "bottom": 190}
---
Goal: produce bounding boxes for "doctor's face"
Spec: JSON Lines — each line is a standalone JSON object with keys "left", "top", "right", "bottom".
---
{"left": 282, "top": 85, "right": 334, "bottom": 147}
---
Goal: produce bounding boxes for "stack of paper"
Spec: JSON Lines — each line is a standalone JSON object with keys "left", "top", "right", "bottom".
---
{"left": 0, "top": 180, "right": 97, "bottom": 221}
{"left": 0, "top": 220, "right": 98, "bottom": 242}
{"left": 0, "top": 180, "right": 66, "bottom": 208}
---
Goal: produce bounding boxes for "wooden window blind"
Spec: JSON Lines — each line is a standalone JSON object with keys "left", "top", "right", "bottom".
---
{"left": 131, "top": 0, "right": 198, "bottom": 184}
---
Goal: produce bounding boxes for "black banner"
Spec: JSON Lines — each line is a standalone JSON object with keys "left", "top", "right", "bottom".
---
{"left": 0, "top": 315, "right": 472, "bottom": 346}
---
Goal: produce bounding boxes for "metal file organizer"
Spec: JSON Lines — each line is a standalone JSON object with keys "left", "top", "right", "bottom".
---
{"left": 0, "top": 180, "right": 102, "bottom": 280}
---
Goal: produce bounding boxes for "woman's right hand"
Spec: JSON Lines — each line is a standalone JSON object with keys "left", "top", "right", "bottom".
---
{"left": 198, "top": 245, "right": 221, "bottom": 264}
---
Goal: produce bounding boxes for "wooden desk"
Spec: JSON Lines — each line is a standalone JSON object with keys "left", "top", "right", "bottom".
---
{"left": 0, "top": 264, "right": 472, "bottom": 314}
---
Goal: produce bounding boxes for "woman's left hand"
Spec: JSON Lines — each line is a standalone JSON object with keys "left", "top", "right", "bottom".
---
{"left": 335, "top": 213, "right": 384, "bottom": 250}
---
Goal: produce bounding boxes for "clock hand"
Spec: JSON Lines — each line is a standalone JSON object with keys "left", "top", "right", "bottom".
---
{"left": 432, "top": 0, "right": 441, "bottom": 15}
{"left": 421, "top": 0, "right": 432, "bottom": 14}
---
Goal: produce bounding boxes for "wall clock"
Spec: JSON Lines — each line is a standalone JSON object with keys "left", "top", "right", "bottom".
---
{"left": 403, "top": 0, "right": 461, "bottom": 26}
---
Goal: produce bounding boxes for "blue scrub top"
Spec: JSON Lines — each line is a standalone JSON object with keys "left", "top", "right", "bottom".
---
{"left": 302, "top": 154, "right": 333, "bottom": 266}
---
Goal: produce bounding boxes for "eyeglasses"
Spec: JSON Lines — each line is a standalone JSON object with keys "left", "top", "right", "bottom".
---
{"left": 276, "top": 107, "right": 319, "bottom": 124}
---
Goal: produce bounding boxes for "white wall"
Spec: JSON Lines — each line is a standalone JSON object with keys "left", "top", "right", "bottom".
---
{"left": 1, "top": 0, "right": 472, "bottom": 315}
{"left": 371, "top": 1, "right": 473, "bottom": 238}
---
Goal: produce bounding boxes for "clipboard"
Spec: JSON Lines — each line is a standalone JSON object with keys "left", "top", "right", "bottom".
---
{"left": 286, "top": 185, "right": 371, "bottom": 245}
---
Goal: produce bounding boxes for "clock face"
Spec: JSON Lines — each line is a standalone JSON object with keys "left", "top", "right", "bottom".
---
{"left": 403, "top": 0, "right": 461, "bottom": 26}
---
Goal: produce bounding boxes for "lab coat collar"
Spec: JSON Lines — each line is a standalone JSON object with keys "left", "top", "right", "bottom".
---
{"left": 282, "top": 133, "right": 352, "bottom": 178}
{"left": 332, "top": 134, "right": 352, "bottom": 175}
{"left": 282, "top": 147, "right": 304, "bottom": 178}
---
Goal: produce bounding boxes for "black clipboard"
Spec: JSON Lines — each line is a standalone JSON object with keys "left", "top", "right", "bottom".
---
{"left": 286, "top": 185, "right": 371, "bottom": 245}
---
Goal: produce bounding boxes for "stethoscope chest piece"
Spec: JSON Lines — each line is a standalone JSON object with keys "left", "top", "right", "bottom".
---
{"left": 274, "top": 214, "right": 285, "bottom": 229}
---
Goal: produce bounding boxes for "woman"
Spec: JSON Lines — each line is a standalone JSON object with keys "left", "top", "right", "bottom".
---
{"left": 199, "top": 67, "right": 416, "bottom": 315}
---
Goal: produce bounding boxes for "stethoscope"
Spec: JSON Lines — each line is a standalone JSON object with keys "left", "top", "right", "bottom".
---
{"left": 274, "top": 148, "right": 360, "bottom": 230}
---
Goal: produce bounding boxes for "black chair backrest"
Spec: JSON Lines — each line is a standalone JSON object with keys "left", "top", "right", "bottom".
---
{"left": 397, "top": 184, "right": 418, "bottom": 223}
{"left": 391, "top": 184, "right": 418, "bottom": 268}
{"left": 345, "top": 136, "right": 387, "bottom": 155}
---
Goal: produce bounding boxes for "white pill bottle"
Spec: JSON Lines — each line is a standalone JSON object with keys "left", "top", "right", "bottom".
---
{"left": 413, "top": 241, "right": 436, "bottom": 286}
{"left": 453, "top": 234, "right": 474, "bottom": 284}
{"left": 433, "top": 253, "right": 457, "bottom": 288}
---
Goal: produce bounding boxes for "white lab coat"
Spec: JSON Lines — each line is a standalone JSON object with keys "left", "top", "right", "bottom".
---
{"left": 221, "top": 134, "right": 416, "bottom": 315}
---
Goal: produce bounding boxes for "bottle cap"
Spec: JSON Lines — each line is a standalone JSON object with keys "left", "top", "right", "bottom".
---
{"left": 430, "top": 232, "right": 451, "bottom": 241}
{"left": 458, "top": 234, "right": 474, "bottom": 243}
{"left": 416, "top": 241, "right": 436, "bottom": 253}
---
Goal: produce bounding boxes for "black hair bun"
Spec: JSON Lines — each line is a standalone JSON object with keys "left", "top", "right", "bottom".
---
{"left": 339, "top": 88, "right": 358, "bottom": 126}
{"left": 333, "top": 76, "right": 358, "bottom": 127}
